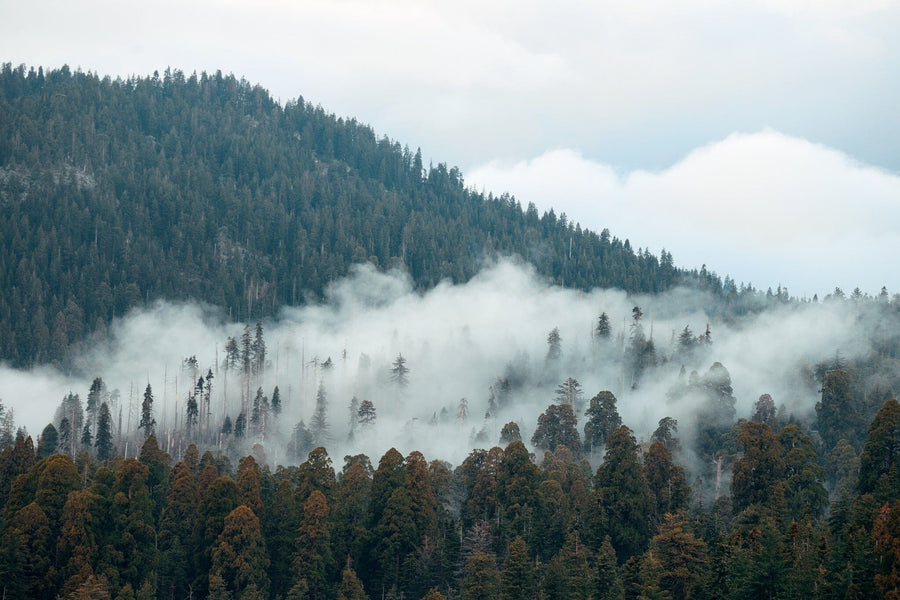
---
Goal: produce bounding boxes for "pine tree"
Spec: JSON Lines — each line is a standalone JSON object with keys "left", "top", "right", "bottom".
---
{"left": 650, "top": 514, "right": 707, "bottom": 600}
{"left": 37, "top": 423, "right": 59, "bottom": 458}
{"left": 336, "top": 563, "right": 369, "bottom": 600}
{"left": 292, "top": 490, "right": 333, "bottom": 600}
{"left": 499, "top": 421, "right": 521, "bottom": 446}
{"left": 731, "top": 421, "right": 784, "bottom": 514}
{"left": 594, "top": 426, "right": 652, "bottom": 562}
{"left": 596, "top": 312, "right": 611, "bottom": 339}
{"left": 643, "top": 441, "right": 689, "bottom": 527}
{"left": 210, "top": 505, "right": 270, "bottom": 598}
{"left": 94, "top": 402, "right": 114, "bottom": 460}
{"left": 271, "top": 386, "right": 281, "bottom": 416}
{"left": 595, "top": 535, "right": 624, "bottom": 600}
{"left": 225, "top": 336, "right": 240, "bottom": 372}
{"left": 532, "top": 403, "right": 581, "bottom": 455}
{"left": 555, "top": 377, "right": 583, "bottom": 408}
{"left": 139, "top": 383, "right": 155, "bottom": 439}
{"left": 251, "top": 320, "right": 266, "bottom": 376}
{"left": 358, "top": 399, "right": 377, "bottom": 427}
{"left": 546, "top": 327, "right": 562, "bottom": 362}
{"left": 234, "top": 412, "right": 246, "bottom": 438}
{"left": 858, "top": 398, "right": 900, "bottom": 504}
{"left": 391, "top": 353, "right": 410, "bottom": 387}
{"left": 815, "top": 369, "right": 862, "bottom": 451}
{"left": 584, "top": 391, "right": 622, "bottom": 454}
{"left": 650, "top": 417, "right": 679, "bottom": 451}
{"left": 500, "top": 536, "right": 534, "bottom": 600}
{"left": 311, "top": 382, "right": 330, "bottom": 446}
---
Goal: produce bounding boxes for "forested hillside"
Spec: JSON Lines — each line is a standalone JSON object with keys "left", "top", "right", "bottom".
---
{"left": 0, "top": 389, "right": 898, "bottom": 599}
{"left": 2, "top": 62, "right": 899, "bottom": 600}
{"left": 0, "top": 63, "right": 698, "bottom": 368}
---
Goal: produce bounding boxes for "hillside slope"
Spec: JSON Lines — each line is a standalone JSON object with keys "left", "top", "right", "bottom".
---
{"left": 0, "top": 64, "right": 696, "bottom": 366}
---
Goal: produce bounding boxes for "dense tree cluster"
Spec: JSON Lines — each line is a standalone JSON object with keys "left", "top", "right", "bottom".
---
{"left": 0, "top": 63, "right": 690, "bottom": 367}
{"left": 0, "top": 393, "right": 898, "bottom": 599}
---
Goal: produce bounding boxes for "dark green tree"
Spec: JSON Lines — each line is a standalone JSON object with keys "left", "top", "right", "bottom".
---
{"left": 857, "top": 398, "right": 900, "bottom": 504}
{"left": 593, "top": 425, "right": 652, "bottom": 562}
{"left": 531, "top": 403, "right": 581, "bottom": 455}
{"left": 94, "top": 402, "right": 114, "bottom": 461}
{"left": 37, "top": 423, "right": 59, "bottom": 458}
{"left": 138, "top": 384, "right": 155, "bottom": 439}
{"left": 584, "top": 391, "right": 622, "bottom": 454}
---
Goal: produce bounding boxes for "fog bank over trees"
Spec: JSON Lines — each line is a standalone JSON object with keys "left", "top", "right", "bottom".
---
{"left": 2, "top": 259, "right": 895, "bottom": 475}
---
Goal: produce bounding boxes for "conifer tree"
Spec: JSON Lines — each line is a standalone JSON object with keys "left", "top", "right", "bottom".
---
{"left": 555, "top": 377, "right": 583, "bottom": 408}
{"left": 292, "top": 490, "right": 333, "bottom": 600}
{"left": 584, "top": 391, "right": 622, "bottom": 454}
{"left": 336, "top": 563, "right": 369, "bottom": 600}
{"left": 594, "top": 425, "right": 652, "bottom": 562}
{"left": 391, "top": 353, "right": 410, "bottom": 387}
{"left": 138, "top": 383, "right": 155, "bottom": 439}
{"left": 210, "top": 505, "right": 270, "bottom": 598}
{"left": 499, "top": 421, "right": 521, "bottom": 446}
{"left": 595, "top": 535, "right": 624, "bottom": 600}
{"left": 311, "top": 381, "right": 330, "bottom": 446}
{"left": 271, "top": 385, "right": 281, "bottom": 416}
{"left": 596, "top": 312, "right": 612, "bottom": 340}
{"left": 500, "top": 536, "right": 534, "bottom": 600}
{"left": 462, "top": 550, "right": 500, "bottom": 600}
{"left": 546, "top": 327, "right": 562, "bottom": 362}
{"left": 358, "top": 399, "right": 377, "bottom": 427}
{"left": 252, "top": 320, "right": 266, "bottom": 376}
{"left": 94, "top": 402, "right": 114, "bottom": 461}
{"left": 858, "top": 398, "right": 900, "bottom": 504}
{"left": 650, "top": 514, "right": 707, "bottom": 600}
{"left": 37, "top": 423, "right": 58, "bottom": 458}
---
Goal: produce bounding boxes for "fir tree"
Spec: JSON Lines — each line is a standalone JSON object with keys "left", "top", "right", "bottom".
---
{"left": 311, "top": 382, "right": 330, "bottom": 446}
{"left": 139, "top": 383, "right": 155, "bottom": 439}
{"left": 358, "top": 399, "right": 377, "bottom": 427}
{"left": 596, "top": 312, "right": 612, "bottom": 340}
{"left": 546, "top": 327, "right": 562, "bottom": 362}
{"left": 391, "top": 353, "right": 410, "bottom": 387}
{"left": 94, "top": 402, "right": 114, "bottom": 460}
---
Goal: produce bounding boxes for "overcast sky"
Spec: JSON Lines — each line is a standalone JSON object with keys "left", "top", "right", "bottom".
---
{"left": 2, "top": 0, "right": 899, "bottom": 297}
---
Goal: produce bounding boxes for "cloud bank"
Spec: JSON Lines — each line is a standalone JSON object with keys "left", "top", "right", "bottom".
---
{"left": 0, "top": 260, "right": 886, "bottom": 469}
{"left": 1, "top": 0, "right": 898, "bottom": 172}
{"left": 467, "top": 131, "right": 900, "bottom": 298}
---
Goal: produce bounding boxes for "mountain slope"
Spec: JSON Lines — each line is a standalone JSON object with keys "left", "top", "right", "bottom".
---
{"left": 0, "top": 64, "right": 694, "bottom": 367}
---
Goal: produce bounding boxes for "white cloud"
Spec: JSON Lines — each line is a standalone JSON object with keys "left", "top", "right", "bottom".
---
{"left": 467, "top": 131, "right": 900, "bottom": 297}
{"left": 0, "top": 261, "right": 884, "bottom": 467}
{"left": 1, "top": 0, "right": 898, "bottom": 170}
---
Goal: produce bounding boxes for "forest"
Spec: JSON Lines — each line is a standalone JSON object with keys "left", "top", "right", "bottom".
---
{"left": 1, "top": 62, "right": 899, "bottom": 599}
{"left": 0, "top": 287, "right": 899, "bottom": 599}
{"left": 0, "top": 63, "right": 704, "bottom": 369}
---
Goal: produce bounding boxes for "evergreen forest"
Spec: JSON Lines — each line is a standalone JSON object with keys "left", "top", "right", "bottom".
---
{"left": 1, "top": 63, "right": 899, "bottom": 599}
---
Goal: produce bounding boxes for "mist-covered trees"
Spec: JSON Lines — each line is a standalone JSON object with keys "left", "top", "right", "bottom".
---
{"left": 139, "top": 384, "right": 155, "bottom": 439}
{"left": 391, "top": 354, "right": 409, "bottom": 388}
{"left": 0, "top": 393, "right": 898, "bottom": 600}
{"left": 531, "top": 403, "right": 581, "bottom": 455}
{"left": 583, "top": 391, "right": 621, "bottom": 454}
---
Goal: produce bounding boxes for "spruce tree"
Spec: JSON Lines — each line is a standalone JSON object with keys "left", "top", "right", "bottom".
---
{"left": 139, "top": 383, "right": 155, "bottom": 439}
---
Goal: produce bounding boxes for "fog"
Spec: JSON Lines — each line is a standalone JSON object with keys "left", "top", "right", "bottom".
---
{"left": 0, "top": 259, "right": 886, "bottom": 471}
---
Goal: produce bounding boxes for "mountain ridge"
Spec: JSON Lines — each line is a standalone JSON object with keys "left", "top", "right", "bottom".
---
{"left": 1, "top": 63, "right": 716, "bottom": 367}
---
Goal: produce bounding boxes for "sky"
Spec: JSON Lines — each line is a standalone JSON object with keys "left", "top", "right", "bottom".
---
{"left": 2, "top": 0, "right": 899, "bottom": 296}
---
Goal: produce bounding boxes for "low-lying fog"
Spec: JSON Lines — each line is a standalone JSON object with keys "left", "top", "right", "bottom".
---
{"left": 0, "top": 259, "right": 884, "bottom": 469}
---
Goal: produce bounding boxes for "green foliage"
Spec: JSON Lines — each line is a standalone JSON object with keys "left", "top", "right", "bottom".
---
{"left": 593, "top": 426, "right": 653, "bottom": 562}
{"left": 584, "top": 391, "right": 622, "bottom": 455}
{"left": 531, "top": 403, "right": 581, "bottom": 455}
{"left": 857, "top": 398, "right": 900, "bottom": 504}
{"left": 0, "top": 64, "right": 689, "bottom": 367}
